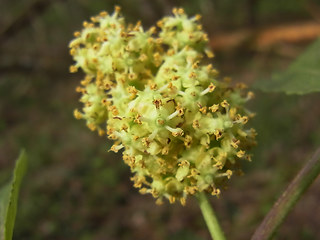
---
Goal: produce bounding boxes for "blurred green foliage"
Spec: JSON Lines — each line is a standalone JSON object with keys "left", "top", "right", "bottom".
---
{"left": 255, "top": 38, "right": 320, "bottom": 94}
{"left": 1, "top": 0, "right": 320, "bottom": 239}
{"left": 0, "top": 150, "right": 27, "bottom": 240}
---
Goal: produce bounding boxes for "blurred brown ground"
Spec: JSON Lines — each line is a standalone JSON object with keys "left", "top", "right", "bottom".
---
{"left": 1, "top": 0, "right": 320, "bottom": 239}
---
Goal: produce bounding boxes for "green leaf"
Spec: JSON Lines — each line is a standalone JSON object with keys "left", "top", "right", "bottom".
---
{"left": 0, "top": 150, "right": 27, "bottom": 240}
{"left": 255, "top": 38, "right": 320, "bottom": 95}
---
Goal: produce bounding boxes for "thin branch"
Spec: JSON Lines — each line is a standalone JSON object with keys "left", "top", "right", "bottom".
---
{"left": 251, "top": 147, "right": 320, "bottom": 240}
{"left": 210, "top": 21, "right": 320, "bottom": 51}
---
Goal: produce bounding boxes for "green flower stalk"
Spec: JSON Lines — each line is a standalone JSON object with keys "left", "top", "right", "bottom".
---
{"left": 70, "top": 6, "right": 257, "bottom": 205}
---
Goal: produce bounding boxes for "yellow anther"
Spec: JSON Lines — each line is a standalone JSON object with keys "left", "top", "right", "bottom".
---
{"left": 190, "top": 168, "right": 200, "bottom": 177}
{"left": 157, "top": 119, "right": 165, "bottom": 125}
{"left": 110, "top": 143, "right": 124, "bottom": 153}
{"left": 80, "top": 76, "right": 92, "bottom": 86}
{"left": 134, "top": 114, "right": 142, "bottom": 124}
{"left": 178, "top": 160, "right": 190, "bottom": 167}
{"left": 153, "top": 52, "right": 162, "bottom": 66}
{"left": 106, "top": 126, "right": 114, "bottom": 135}
{"left": 115, "top": 5, "right": 121, "bottom": 13}
{"left": 108, "top": 106, "right": 119, "bottom": 116}
{"left": 212, "top": 188, "right": 221, "bottom": 196}
{"left": 87, "top": 123, "right": 97, "bottom": 131}
{"left": 195, "top": 14, "right": 202, "bottom": 21}
{"left": 229, "top": 108, "right": 237, "bottom": 119}
{"left": 172, "top": 129, "right": 183, "bottom": 137}
{"left": 214, "top": 130, "right": 222, "bottom": 140}
{"left": 150, "top": 188, "right": 159, "bottom": 197}
{"left": 189, "top": 71, "right": 197, "bottom": 78}
{"left": 120, "top": 31, "right": 127, "bottom": 38}
{"left": 73, "top": 31, "right": 81, "bottom": 37}
{"left": 139, "top": 54, "right": 148, "bottom": 62}
{"left": 73, "top": 109, "right": 82, "bottom": 119}
{"left": 149, "top": 82, "right": 157, "bottom": 90}
{"left": 205, "top": 50, "right": 214, "bottom": 58}
{"left": 133, "top": 136, "right": 139, "bottom": 141}
{"left": 127, "top": 86, "right": 138, "bottom": 99}
{"left": 213, "top": 161, "right": 224, "bottom": 170}
{"left": 201, "top": 83, "right": 216, "bottom": 96}
{"left": 161, "top": 146, "right": 169, "bottom": 155}
{"left": 221, "top": 100, "right": 229, "bottom": 108}
{"left": 192, "top": 120, "right": 200, "bottom": 129}
{"left": 157, "top": 20, "right": 164, "bottom": 28}
{"left": 168, "top": 82, "right": 174, "bottom": 90}
{"left": 121, "top": 124, "right": 128, "bottom": 132}
{"left": 83, "top": 21, "right": 89, "bottom": 27}
{"left": 199, "top": 106, "right": 207, "bottom": 114}
{"left": 98, "top": 129, "right": 105, "bottom": 136}
{"left": 169, "top": 196, "right": 176, "bottom": 204}
{"left": 99, "top": 11, "right": 108, "bottom": 17}
{"left": 247, "top": 91, "right": 255, "bottom": 99}
{"left": 139, "top": 188, "right": 148, "bottom": 194}
{"left": 208, "top": 83, "right": 216, "bottom": 92}
{"left": 209, "top": 104, "right": 219, "bottom": 113}
{"left": 241, "top": 116, "right": 249, "bottom": 124}
{"left": 184, "top": 135, "right": 192, "bottom": 148}
{"left": 176, "top": 105, "right": 184, "bottom": 116}
{"left": 84, "top": 102, "right": 92, "bottom": 107}
{"left": 231, "top": 139, "right": 240, "bottom": 149}
{"left": 250, "top": 128, "right": 258, "bottom": 137}
{"left": 90, "top": 16, "right": 98, "bottom": 22}
{"left": 172, "top": 8, "right": 178, "bottom": 14}
{"left": 76, "top": 86, "right": 86, "bottom": 94}
{"left": 185, "top": 186, "right": 198, "bottom": 195}
{"left": 69, "top": 65, "right": 78, "bottom": 73}
{"left": 101, "top": 98, "right": 110, "bottom": 106}
{"left": 156, "top": 198, "right": 164, "bottom": 205}
{"left": 180, "top": 197, "right": 186, "bottom": 206}
{"left": 69, "top": 48, "right": 76, "bottom": 55}
{"left": 178, "top": 8, "right": 185, "bottom": 14}
{"left": 237, "top": 150, "right": 245, "bottom": 158}
{"left": 108, "top": 133, "right": 117, "bottom": 140}
{"left": 167, "top": 49, "right": 175, "bottom": 56}
{"left": 142, "top": 137, "right": 151, "bottom": 147}
{"left": 202, "top": 33, "right": 209, "bottom": 41}
{"left": 226, "top": 170, "right": 233, "bottom": 179}
{"left": 148, "top": 26, "right": 156, "bottom": 34}
{"left": 153, "top": 99, "right": 163, "bottom": 109}
{"left": 192, "top": 61, "right": 199, "bottom": 69}
{"left": 155, "top": 38, "right": 163, "bottom": 44}
{"left": 172, "top": 75, "right": 180, "bottom": 81}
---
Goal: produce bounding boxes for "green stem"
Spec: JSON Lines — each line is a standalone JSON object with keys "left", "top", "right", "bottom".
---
{"left": 196, "top": 192, "right": 226, "bottom": 240}
{"left": 251, "top": 147, "right": 320, "bottom": 240}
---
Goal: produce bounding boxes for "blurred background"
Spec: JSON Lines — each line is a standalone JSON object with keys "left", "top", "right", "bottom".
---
{"left": 1, "top": 0, "right": 320, "bottom": 239}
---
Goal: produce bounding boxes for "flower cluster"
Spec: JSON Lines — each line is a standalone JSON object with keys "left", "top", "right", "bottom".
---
{"left": 70, "top": 7, "right": 257, "bottom": 205}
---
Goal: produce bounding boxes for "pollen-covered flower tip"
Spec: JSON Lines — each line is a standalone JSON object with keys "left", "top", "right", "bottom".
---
{"left": 70, "top": 6, "right": 257, "bottom": 205}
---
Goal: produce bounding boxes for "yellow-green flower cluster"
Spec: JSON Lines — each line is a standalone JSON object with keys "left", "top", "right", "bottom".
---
{"left": 70, "top": 7, "right": 257, "bottom": 205}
